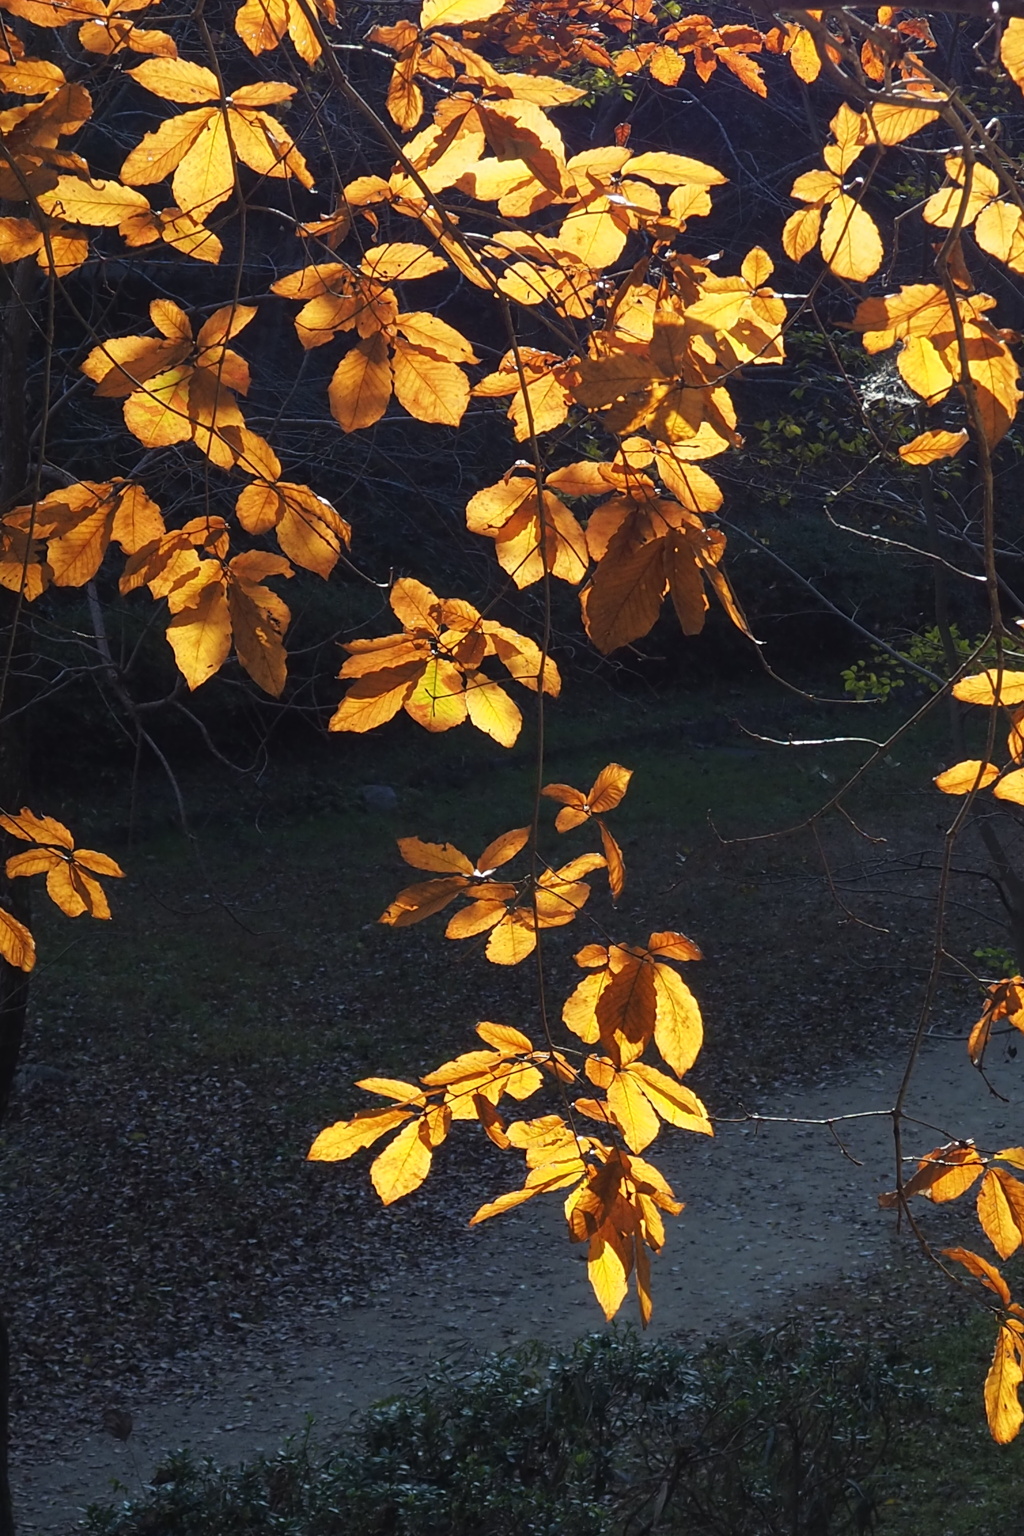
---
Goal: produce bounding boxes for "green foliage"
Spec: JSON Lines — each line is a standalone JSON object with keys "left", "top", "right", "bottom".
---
{"left": 82, "top": 1327, "right": 901, "bottom": 1536}
{"left": 840, "top": 627, "right": 1024, "bottom": 701}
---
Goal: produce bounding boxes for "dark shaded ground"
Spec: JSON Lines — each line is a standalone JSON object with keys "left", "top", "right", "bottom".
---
{"left": 0, "top": 681, "right": 1010, "bottom": 1510}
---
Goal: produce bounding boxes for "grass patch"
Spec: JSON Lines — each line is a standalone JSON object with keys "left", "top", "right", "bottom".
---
{"left": 878, "top": 1308, "right": 1024, "bottom": 1534}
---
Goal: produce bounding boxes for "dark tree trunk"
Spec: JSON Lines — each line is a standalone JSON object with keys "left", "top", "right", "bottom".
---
{"left": 0, "top": 256, "right": 43, "bottom": 1536}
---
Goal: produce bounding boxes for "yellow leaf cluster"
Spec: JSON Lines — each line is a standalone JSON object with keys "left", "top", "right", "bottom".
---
{"left": 852, "top": 286, "right": 1021, "bottom": 447}
{"left": 563, "top": 932, "right": 703, "bottom": 1075}
{"left": 235, "top": 0, "right": 335, "bottom": 65}
{"left": 330, "top": 577, "right": 558, "bottom": 744}
{"left": 2, "top": 480, "right": 164, "bottom": 597}
{"left": 1, "top": 806, "right": 123, "bottom": 921}
{"left": 119, "top": 515, "right": 292, "bottom": 693}
{"left": 542, "top": 762, "right": 632, "bottom": 898}
{"left": 82, "top": 301, "right": 270, "bottom": 468}
{"left": 121, "top": 59, "right": 312, "bottom": 221}
{"left": 379, "top": 828, "right": 607, "bottom": 967}
{"left": 272, "top": 249, "right": 480, "bottom": 431}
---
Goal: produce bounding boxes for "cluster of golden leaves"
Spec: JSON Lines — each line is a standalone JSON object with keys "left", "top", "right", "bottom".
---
{"left": 271, "top": 245, "right": 478, "bottom": 431}
{"left": 311, "top": 762, "right": 711, "bottom": 1320}
{"left": 331, "top": 577, "right": 558, "bottom": 746}
{"left": 933, "top": 669, "right": 1024, "bottom": 814}
{"left": 906, "top": 662, "right": 1024, "bottom": 1439}
{"left": 882, "top": 1143, "right": 1024, "bottom": 1442}
{"left": 783, "top": 98, "right": 942, "bottom": 283}
{"left": 8, "top": 0, "right": 1024, "bottom": 1421}
{"left": 378, "top": 762, "right": 629, "bottom": 964}
{"left": 0, "top": 809, "right": 123, "bottom": 972}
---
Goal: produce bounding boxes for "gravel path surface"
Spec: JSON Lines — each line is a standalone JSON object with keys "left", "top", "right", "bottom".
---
{"left": 13, "top": 1029, "right": 1021, "bottom": 1534}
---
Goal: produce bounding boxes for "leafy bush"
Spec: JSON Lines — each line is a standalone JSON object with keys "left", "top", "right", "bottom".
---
{"left": 82, "top": 1326, "right": 902, "bottom": 1536}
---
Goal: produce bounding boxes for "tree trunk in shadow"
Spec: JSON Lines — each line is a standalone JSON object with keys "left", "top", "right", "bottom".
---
{"left": 0, "top": 257, "right": 43, "bottom": 1536}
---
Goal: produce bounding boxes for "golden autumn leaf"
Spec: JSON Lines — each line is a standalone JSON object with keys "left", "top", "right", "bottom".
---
{"left": 880, "top": 1143, "right": 985, "bottom": 1209}
{"left": 2, "top": 806, "right": 123, "bottom": 919}
{"left": 986, "top": 1321, "right": 1024, "bottom": 1444}
{"left": 1002, "top": 17, "right": 1024, "bottom": 93}
{"left": 978, "top": 1168, "right": 1024, "bottom": 1260}
{"left": 933, "top": 760, "right": 1000, "bottom": 795}
{"left": 994, "top": 769, "right": 1024, "bottom": 805}
{"left": 819, "top": 195, "right": 883, "bottom": 282}
{"left": 121, "top": 60, "right": 311, "bottom": 219}
{"left": 0, "top": 907, "right": 35, "bottom": 971}
{"left": 968, "top": 979, "right": 1024, "bottom": 1067}
{"left": 898, "top": 428, "right": 968, "bottom": 465}
{"left": 166, "top": 579, "right": 232, "bottom": 690}
{"left": 370, "top": 1116, "right": 436, "bottom": 1203}
{"left": 953, "top": 671, "right": 1024, "bottom": 706}
{"left": 419, "top": 0, "right": 505, "bottom": 28}
{"left": 944, "top": 1245, "right": 1012, "bottom": 1304}
{"left": 308, "top": 1106, "right": 413, "bottom": 1161}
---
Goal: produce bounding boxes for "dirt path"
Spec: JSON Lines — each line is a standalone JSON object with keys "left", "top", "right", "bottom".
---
{"left": 14, "top": 1031, "right": 1022, "bottom": 1533}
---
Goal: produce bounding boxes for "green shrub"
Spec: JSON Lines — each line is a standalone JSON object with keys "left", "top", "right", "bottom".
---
{"left": 82, "top": 1326, "right": 901, "bottom": 1536}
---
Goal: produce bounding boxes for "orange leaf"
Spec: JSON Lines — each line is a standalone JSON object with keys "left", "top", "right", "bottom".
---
{"left": 0, "top": 906, "right": 35, "bottom": 971}
{"left": 934, "top": 760, "right": 1000, "bottom": 795}
{"left": 953, "top": 671, "right": 1024, "bottom": 706}
{"left": 587, "top": 1225, "right": 632, "bottom": 1320}
{"left": 653, "top": 966, "right": 703, "bottom": 1076}
{"left": 820, "top": 195, "right": 883, "bottom": 283}
{"left": 370, "top": 1117, "right": 433, "bottom": 1203}
{"left": 986, "top": 1321, "right": 1024, "bottom": 1443}
{"left": 308, "top": 1107, "right": 413, "bottom": 1161}
{"left": 978, "top": 1168, "right": 1024, "bottom": 1260}
{"left": 899, "top": 428, "right": 968, "bottom": 465}
{"left": 329, "top": 334, "right": 392, "bottom": 432}
{"left": 419, "top": 0, "right": 505, "bottom": 28}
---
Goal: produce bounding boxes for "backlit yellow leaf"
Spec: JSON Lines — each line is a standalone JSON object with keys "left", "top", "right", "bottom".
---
{"left": 897, "top": 334, "right": 955, "bottom": 404}
{"left": 608, "top": 1068, "right": 660, "bottom": 1152}
{"left": 629, "top": 1062, "right": 712, "bottom": 1134}
{"left": 985, "top": 1323, "right": 1024, "bottom": 1443}
{"left": 993, "top": 767, "right": 1024, "bottom": 806}
{"left": 782, "top": 206, "right": 821, "bottom": 263}
{"left": 557, "top": 193, "right": 627, "bottom": 270}
{"left": 585, "top": 536, "right": 666, "bottom": 654}
{"left": 329, "top": 334, "right": 393, "bottom": 432}
{"left": 933, "top": 760, "right": 999, "bottom": 795}
{"left": 1001, "top": 17, "right": 1024, "bottom": 92}
{"left": 419, "top": 0, "right": 505, "bottom": 29}
{"left": 128, "top": 57, "right": 218, "bottom": 102}
{"left": 864, "top": 101, "right": 940, "bottom": 147}
{"left": 308, "top": 1107, "right": 412, "bottom": 1161}
{"left": 588, "top": 1226, "right": 631, "bottom": 1320}
{"left": 974, "top": 201, "right": 1024, "bottom": 274}
{"left": 172, "top": 111, "right": 234, "bottom": 217}
{"left": 392, "top": 337, "right": 469, "bottom": 426}
{"left": 166, "top": 578, "right": 231, "bottom": 690}
{"left": 0, "top": 907, "right": 35, "bottom": 971}
{"left": 920, "top": 1144, "right": 985, "bottom": 1202}
{"left": 405, "top": 657, "right": 466, "bottom": 731}
{"left": 626, "top": 152, "right": 726, "bottom": 187}
{"left": 370, "top": 1117, "right": 432, "bottom": 1203}
{"left": 953, "top": 671, "right": 1024, "bottom": 706}
{"left": 820, "top": 195, "right": 883, "bottom": 282}
{"left": 328, "top": 665, "right": 419, "bottom": 732}
{"left": 978, "top": 1168, "right": 1024, "bottom": 1259}
{"left": 121, "top": 108, "right": 213, "bottom": 186}
{"left": 653, "top": 966, "right": 703, "bottom": 1076}
{"left": 39, "top": 175, "right": 150, "bottom": 225}
{"left": 898, "top": 428, "right": 968, "bottom": 464}
{"left": 485, "top": 909, "right": 536, "bottom": 965}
